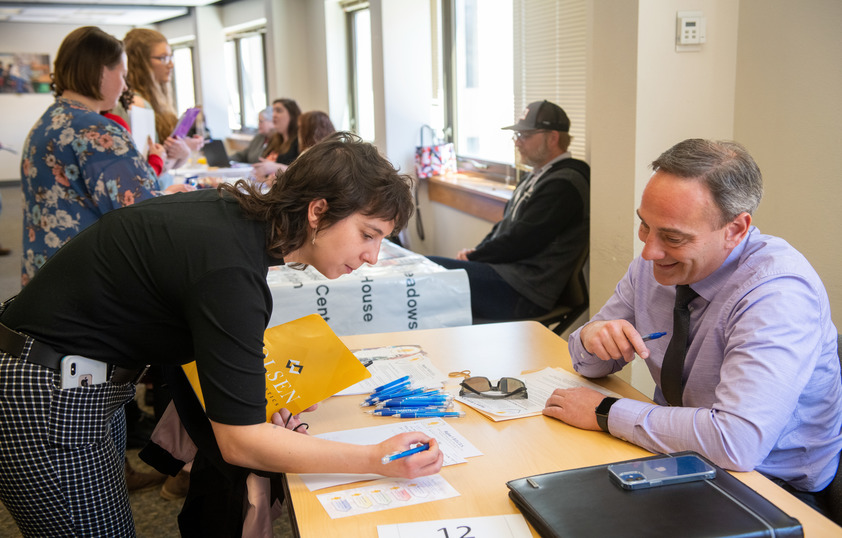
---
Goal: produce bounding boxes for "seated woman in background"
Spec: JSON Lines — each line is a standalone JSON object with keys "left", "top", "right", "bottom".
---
{"left": 252, "top": 98, "right": 301, "bottom": 181}
{"left": 253, "top": 110, "right": 336, "bottom": 188}
{"left": 230, "top": 106, "right": 274, "bottom": 164}
{"left": 298, "top": 110, "right": 336, "bottom": 152}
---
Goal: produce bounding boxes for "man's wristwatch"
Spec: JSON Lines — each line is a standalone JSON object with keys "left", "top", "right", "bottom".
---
{"left": 595, "top": 396, "right": 619, "bottom": 432}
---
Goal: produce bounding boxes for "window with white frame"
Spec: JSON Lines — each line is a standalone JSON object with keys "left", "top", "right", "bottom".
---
{"left": 171, "top": 44, "right": 196, "bottom": 116}
{"left": 442, "top": 0, "right": 587, "bottom": 172}
{"left": 344, "top": 1, "right": 375, "bottom": 142}
{"left": 513, "top": 0, "right": 587, "bottom": 160}
{"left": 224, "top": 27, "right": 268, "bottom": 133}
{"left": 449, "top": 0, "right": 514, "bottom": 164}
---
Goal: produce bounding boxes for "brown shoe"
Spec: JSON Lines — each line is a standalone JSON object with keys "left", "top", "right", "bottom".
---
{"left": 160, "top": 470, "right": 190, "bottom": 500}
{"left": 125, "top": 458, "right": 166, "bottom": 492}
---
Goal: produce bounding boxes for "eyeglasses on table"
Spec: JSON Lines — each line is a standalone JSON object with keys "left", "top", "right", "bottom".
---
{"left": 459, "top": 376, "right": 528, "bottom": 399}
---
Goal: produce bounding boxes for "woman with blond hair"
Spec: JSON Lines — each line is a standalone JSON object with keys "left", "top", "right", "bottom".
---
{"left": 118, "top": 28, "right": 203, "bottom": 172}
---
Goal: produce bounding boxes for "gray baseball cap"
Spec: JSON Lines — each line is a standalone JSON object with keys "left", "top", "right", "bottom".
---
{"left": 502, "top": 100, "right": 570, "bottom": 132}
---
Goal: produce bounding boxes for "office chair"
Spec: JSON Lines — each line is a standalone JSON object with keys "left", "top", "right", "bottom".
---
{"left": 525, "top": 245, "right": 590, "bottom": 336}
{"left": 823, "top": 334, "right": 842, "bottom": 526}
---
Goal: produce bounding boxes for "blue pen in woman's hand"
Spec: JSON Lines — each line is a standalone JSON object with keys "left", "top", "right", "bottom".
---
{"left": 641, "top": 331, "right": 666, "bottom": 342}
{"left": 381, "top": 442, "right": 430, "bottom": 464}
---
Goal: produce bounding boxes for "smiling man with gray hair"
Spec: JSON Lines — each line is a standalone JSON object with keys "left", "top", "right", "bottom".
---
{"left": 543, "top": 138, "right": 841, "bottom": 517}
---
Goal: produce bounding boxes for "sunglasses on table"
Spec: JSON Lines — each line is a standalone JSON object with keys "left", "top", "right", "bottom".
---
{"left": 459, "top": 376, "right": 528, "bottom": 399}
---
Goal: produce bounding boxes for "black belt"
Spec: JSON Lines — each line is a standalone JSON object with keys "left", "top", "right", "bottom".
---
{"left": 0, "top": 322, "right": 147, "bottom": 385}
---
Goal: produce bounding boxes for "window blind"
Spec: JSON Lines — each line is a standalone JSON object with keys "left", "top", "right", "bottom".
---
{"left": 513, "top": 0, "right": 587, "bottom": 160}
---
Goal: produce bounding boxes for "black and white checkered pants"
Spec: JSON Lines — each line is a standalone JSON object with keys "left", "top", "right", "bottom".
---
{"left": 0, "top": 333, "right": 136, "bottom": 536}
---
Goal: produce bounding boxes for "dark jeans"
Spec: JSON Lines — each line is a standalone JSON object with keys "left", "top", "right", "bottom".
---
{"left": 427, "top": 256, "right": 547, "bottom": 323}
{"left": 762, "top": 473, "right": 831, "bottom": 518}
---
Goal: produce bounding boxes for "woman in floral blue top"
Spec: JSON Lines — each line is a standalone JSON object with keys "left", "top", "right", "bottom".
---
{"left": 19, "top": 26, "right": 186, "bottom": 286}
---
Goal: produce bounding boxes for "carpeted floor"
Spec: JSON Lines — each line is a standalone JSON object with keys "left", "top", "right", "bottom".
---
{"left": 0, "top": 184, "right": 295, "bottom": 536}
{"left": 0, "top": 184, "right": 21, "bottom": 301}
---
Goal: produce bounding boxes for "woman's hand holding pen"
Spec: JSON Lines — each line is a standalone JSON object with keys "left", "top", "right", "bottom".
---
{"left": 376, "top": 433, "right": 443, "bottom": 479}
{"left": 580, "top": 320, "right": 654, "bottom": 362}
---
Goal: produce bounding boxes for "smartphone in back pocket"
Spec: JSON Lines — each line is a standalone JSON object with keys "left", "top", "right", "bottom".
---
{"left": 60, "top": 355, "right": 108, "bottom": 389}
{"left": 608, "top": 454, "right": 716, "bottom": 490}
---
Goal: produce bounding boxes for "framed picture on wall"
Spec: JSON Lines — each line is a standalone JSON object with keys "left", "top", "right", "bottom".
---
{"left": 0, "top": 53, "right": 51, "bottom": 94}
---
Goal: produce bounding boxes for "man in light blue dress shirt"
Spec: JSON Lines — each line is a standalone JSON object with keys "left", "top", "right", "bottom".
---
{"left": 543, "top": 139, "right": 841, "bottom": 512}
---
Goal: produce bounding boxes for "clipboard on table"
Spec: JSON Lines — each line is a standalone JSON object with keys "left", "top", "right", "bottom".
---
{"left": 171, "top": 107, "right": 201, "bottom": 138}
{"left": 506, "top": 451, "right": 803, "bottom": 537}
{"left": 182, "top": 314, "right": 371, "bottom": 421}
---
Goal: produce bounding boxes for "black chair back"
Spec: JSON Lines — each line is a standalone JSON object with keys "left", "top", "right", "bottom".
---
{"left": 527, "top": 245, "right": 589, "bottom": 335}
{"left": 825, "top": 334, "right": 842, "bottom": 525}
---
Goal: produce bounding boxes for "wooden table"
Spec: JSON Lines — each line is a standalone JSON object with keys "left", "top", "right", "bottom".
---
{"left": 284, "top": 321, "right": 840, "bottom": 537}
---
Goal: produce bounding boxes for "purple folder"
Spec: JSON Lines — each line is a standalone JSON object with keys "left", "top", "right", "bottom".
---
{"left": 171, "top": 107, "right": 201, "bottom": 138}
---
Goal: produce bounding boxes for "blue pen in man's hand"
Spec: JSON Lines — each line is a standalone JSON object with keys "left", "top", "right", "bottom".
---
{"left": 381, "top": 442, "right": 430, "bottom": 464}
{"left": 641, "top": 331, "right": 667, "bottom": 342}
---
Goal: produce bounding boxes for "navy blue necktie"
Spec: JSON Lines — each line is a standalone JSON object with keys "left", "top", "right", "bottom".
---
{"left": 660, "top": 284, "right": 698, "bottom": 406}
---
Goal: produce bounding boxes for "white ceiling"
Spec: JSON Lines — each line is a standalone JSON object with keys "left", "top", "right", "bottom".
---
{"left": 0, "top": 1, "right": 221, "bottom": 27}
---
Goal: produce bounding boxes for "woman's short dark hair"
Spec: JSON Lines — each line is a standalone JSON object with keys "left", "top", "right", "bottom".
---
{"left": 52, "top": 26, "right": 124, "bottom": 99}
{"left": 219, "top": 132, "right": 414, "bottom": 259}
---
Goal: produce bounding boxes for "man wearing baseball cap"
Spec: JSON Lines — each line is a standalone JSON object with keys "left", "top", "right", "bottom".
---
{"left": 429, "top": 100, "right": 589, "bottom": 322}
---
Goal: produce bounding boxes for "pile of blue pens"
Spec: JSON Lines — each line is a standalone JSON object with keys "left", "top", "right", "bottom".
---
{"left": 361, "top": 375, "right": 464, "bottom": 419}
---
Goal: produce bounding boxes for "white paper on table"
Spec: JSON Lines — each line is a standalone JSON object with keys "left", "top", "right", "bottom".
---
{"left": 455, "top": 366, "right": 622, "bottom": 421}
{"left": 353, "top": 345, "right": 424, "bottom": 361}
{"left": 301, "top": 418, "right": 482, "bottom": 491}
{"left": 317, "top": 475, "right": 459, "bottom": 519}
{"left": 336, "top": 349, "right": 449, "bottom": 396}
{"left": 129, "top": 107, "right": 155, "bottom": 156}
{"left": 378, "top": 514, "right": 532, "bottom": 538}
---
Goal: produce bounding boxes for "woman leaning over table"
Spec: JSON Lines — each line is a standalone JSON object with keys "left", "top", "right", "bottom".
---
{"left": 0, "top": 132, "right": 443, "bottom": 537}
{"left": 18, "top": 26, "right": 185, "bottom": 286}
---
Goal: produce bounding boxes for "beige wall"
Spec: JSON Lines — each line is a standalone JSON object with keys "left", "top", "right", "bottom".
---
{"left": 734, "top": 0, "right": 842, "bottom": 331}
{"left": 591, "top": 0, "right": 741, "bottom": 392}
{"left": 0, "top": 23, "right": 133, "bottom": 181}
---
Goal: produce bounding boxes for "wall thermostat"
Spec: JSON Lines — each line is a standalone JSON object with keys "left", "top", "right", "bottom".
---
{"left": 676, "top": 11, "right": 706, "bottom": 52}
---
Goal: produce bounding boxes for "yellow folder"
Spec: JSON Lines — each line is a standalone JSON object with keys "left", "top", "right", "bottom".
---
{"left": 182, "top": 313, "right": 371, "bottom": 422}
